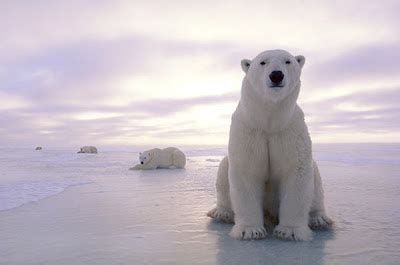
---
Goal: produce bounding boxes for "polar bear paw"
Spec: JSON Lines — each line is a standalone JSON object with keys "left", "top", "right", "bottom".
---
{"left": 273, "top": 225, "right": 312, "bottom": 241}
{"left": 129, "top": 164, "right": 143, "bottom": 170}
{"left": 207, "top": 207, "right": 234, "bottom": 224}
{"left": 230, "top": 225, "right": 267, "bottom": 240}
{"left": 309, "top": 214, "right": 333, "bottom": 230}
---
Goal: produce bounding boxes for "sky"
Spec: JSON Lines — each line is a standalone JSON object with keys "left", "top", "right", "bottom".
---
{"left": 1, "top": 0, "right": 399, "bottom": 148}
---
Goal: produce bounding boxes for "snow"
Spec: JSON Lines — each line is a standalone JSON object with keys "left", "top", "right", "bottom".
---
{"left": 0, "top": 144, "right": 400, "bottom": 264}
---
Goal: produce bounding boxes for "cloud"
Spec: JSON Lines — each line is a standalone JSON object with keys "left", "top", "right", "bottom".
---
{"left": 1, "top": 33, "right": 243, "bottom": 111}
{"left": 2, "top": 0, "right": 399, "bottom": 62}
{"left": 0, "top": 91, "right": 237, "bottom": 147}
{"left": 0, "top": 91, "right": 31, "bottom": 110}
{"left": 124, "top": 92, "right": 239, "bottom": 115}
{"left": 0, "top": 0, "right": 400, "bottom": 146}
{"left": 303, "top": 87, "right": 400, "bottom": 140}
{"left": 305, "top": 43, "right": 400, "bottom": 88}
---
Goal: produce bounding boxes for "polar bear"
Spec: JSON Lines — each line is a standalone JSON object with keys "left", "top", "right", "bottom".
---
{"left": 207, "top": 49, "right": 332, "bottom": 241}
{"left": 77, "top": 146, "right": 98, "bottom": 154}
{"left": 130, "top": 147, "right": 186, "bottom": 170}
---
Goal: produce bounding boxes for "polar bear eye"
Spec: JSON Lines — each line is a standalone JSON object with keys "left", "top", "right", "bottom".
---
{"left": 285, "top": 60, "right": 291, "bottom": 64}
{"left": 260, "top": 61, "right": 266, "bottom": 65}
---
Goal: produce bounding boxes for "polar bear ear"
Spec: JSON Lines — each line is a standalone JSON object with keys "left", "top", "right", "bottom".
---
{"left": 241, "top": 59, "right": 251, "bottom": 73}
{"left": 295, "top": 55, "right": 305, "bottom": 68}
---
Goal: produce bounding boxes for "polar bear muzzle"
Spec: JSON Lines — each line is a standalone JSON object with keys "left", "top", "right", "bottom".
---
{"left": 269, "top": 70, "right": 284, "bottom": 85}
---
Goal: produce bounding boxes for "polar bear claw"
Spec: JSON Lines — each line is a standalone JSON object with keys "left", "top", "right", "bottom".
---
{"left": 309, "top": 214, "right": 333, "bottom": 230}
{"left": 207, "top": 207, "right": 234, "bottom": 224}
{"left": 273, "top": 225, "right": 312, "bottom": 241}
{"left": 230, "top": 225, "right": 267, "bottom": 240}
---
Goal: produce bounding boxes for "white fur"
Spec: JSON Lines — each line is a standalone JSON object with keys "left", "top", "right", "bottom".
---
{"left": 130, "top": 147, "right": 186, "bottom": 170}
{"left": 77, "top": 146, "right": 98, "bottom": 154}
{"left": 207, "top": 49, "right": 332, "bottom": 241}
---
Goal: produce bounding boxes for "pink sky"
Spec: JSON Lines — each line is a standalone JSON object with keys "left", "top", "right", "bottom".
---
{"left": 0, "top": 0, "right": 399, "bottom": 148}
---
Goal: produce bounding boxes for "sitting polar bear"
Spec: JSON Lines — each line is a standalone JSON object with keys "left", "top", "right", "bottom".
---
{"left": 77, "top": 146, "right": 98, "bottom": 154}
{"left": 207, "top": 49, "right": 332, "bottom": 241}
{"left": 130, "top": 147, "right": 186, "bottom": 170}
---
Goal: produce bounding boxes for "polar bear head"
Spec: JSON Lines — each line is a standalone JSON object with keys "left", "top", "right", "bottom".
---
{"left": 241, "top": 49, "right": 305, "bottom": 103}
{"left": 139, "top": 151, "right": 152, "bottom": 165}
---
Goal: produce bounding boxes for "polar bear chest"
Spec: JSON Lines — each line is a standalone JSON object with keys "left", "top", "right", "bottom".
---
{"left": 263, "top": 131, "right": 305, "bottom": 216}
{"left": 268, "top": 136, "right": 299, "bottom": 179}
{"left": 268, "top": 121, "right": 311, "bottom": 179}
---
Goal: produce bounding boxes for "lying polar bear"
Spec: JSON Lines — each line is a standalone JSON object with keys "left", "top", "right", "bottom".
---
{"left": 130, "top": 147, "right": 186, "bottom": 170}
{"left": 207, "top": 49, "right": 332, "bottom": 241}
{"left": 77, "top": 146, "right": 98, "bottom": 154}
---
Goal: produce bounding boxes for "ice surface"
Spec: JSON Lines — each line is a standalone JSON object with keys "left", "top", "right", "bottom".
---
{"left": 0, "top": 144, "right": 400, "bottom": 264}
{"left": 205, "top": 158, "right": 221, "bottom": 163}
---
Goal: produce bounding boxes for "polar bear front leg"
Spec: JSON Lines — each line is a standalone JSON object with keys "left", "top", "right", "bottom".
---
{"left": 207, "top": 156, "right": 235, "bottom": 223}
{"left": 309, "top": 160, "right": 333, "bottom": 230}
{"left": 131, "top": 163, "right": 158, "bottom": 170}
{"left": 273, "top": 164, "right": 314, "bottom": 241}
{"left": 130, "top": 164, "right": 143, "bottom": 170}
{"left": 229, "top": 158, "right": 268, "bottom": 240}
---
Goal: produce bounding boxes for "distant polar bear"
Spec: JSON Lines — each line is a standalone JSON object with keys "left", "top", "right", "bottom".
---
{"left": 130, "top": 147, "right": 186, "bottom": 170}
{"left": 77, "top": 146, "right": 98, "bottom": 154}
{"left": 207, "top": 49, "right": 332, "bottom": 241}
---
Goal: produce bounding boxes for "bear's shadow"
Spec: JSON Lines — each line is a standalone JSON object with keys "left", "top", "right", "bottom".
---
{"left": 207, "top": 219, "right": 335, "bottom": 265}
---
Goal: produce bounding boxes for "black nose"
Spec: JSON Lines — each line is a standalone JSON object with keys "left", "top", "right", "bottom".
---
{"left": 269, "top": 71, "right": 284, "bottom": 83}
{"left": 141, "top": 162, "right": 144, "bottom": 164}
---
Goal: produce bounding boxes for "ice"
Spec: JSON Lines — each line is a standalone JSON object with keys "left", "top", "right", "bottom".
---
{"left": 205, "top": 158, "right": 221, "bottom": 163}
{"left": 0, "top": 144, "right": 400, "bottom": 264}
{"left": 0, "top": 178, "right": 90, "bottom": 211}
